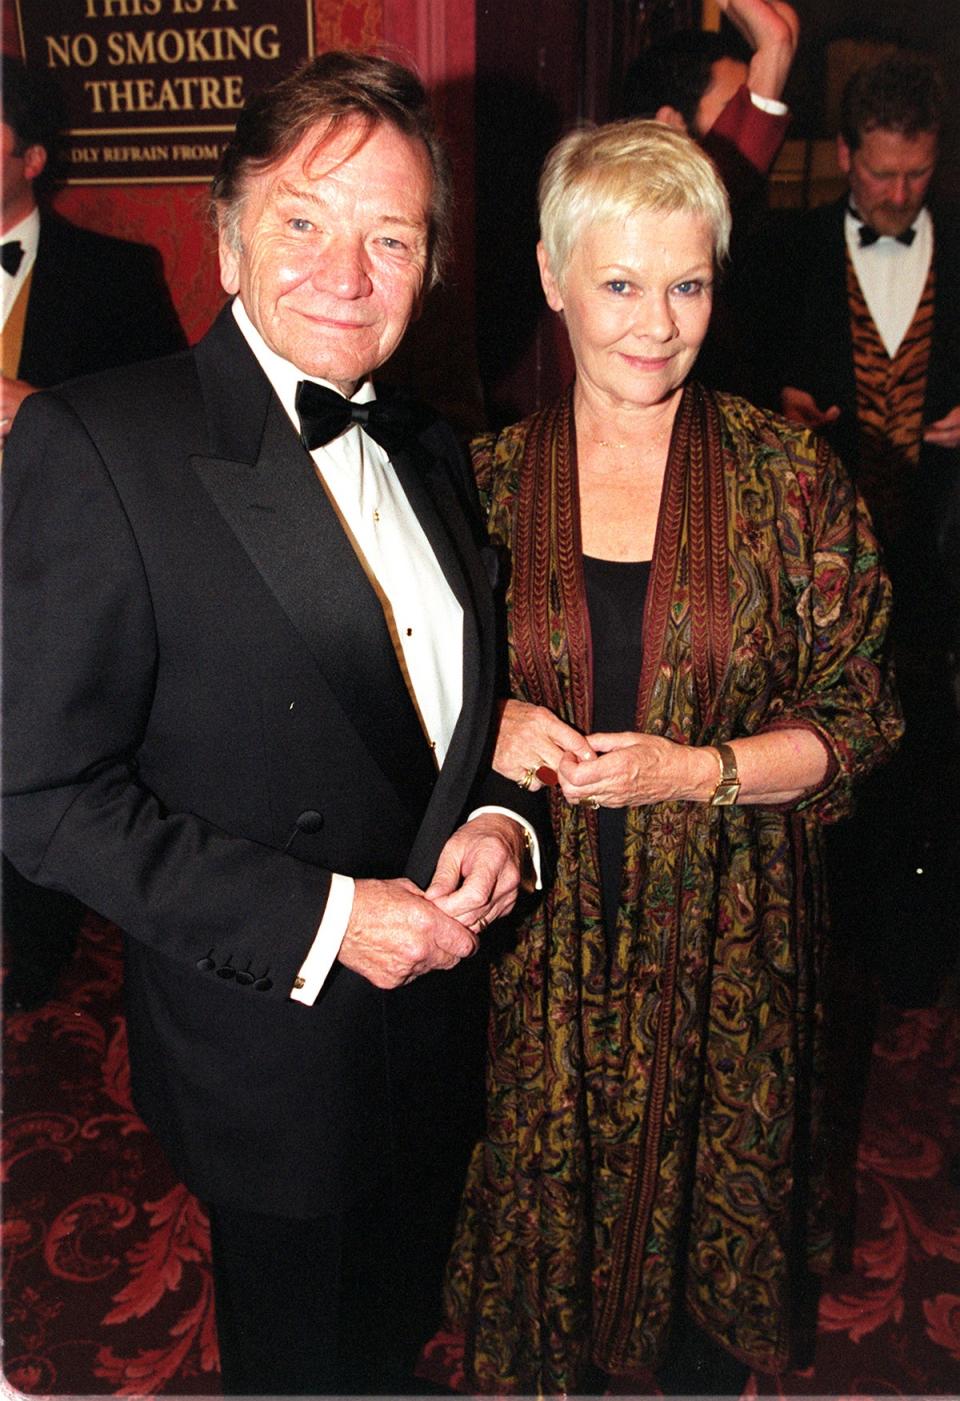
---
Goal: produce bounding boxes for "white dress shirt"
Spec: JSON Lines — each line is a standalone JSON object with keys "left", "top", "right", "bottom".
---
{"left": 232, "top": 301, "right": 537, "bottom": 1003}
{"left": 2, "top": 206, "right": 39, "bottom": 330}
{"left": 845, "top": 205, "right": 933, "bottom": 359}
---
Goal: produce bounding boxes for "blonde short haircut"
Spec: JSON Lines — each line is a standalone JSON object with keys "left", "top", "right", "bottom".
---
{"left": 538, "top": 119, "right": 732, "bottom": 285}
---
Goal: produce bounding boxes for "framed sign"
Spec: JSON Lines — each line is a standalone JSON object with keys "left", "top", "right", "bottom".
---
{"left": 14, "top": 0, "right": 315, "bottom": 184}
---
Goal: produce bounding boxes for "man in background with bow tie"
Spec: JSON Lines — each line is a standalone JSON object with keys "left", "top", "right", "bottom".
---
{"left": 774, "top": 50, "right": 959, "bottom": 466}
{"left": 767, "top": 49, "right": 959, "bottom": 1008}
{"left": 1, "top": 55, "right": 185, "bottom": 1014}
{"left": 3, "top": 50, "right": 540, "bottom": 1395}
{"left": 0, "top": 56, "right": 185, "bottom": 438}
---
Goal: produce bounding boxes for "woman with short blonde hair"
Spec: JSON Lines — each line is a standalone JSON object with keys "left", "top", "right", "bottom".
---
{"left": 446, "top": 119, "right": 900, "bottom": 1395}
{"left": 538, "top": 118, "right": 732, "bottom": 279}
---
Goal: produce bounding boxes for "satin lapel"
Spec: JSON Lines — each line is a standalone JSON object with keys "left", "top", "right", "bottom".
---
{"left": 823, "top": 200, "right": 858, "bottom": 412}
{"left": 190, "top": 332, "right": 436, "bottom": 809}
{"left": 926, "top": 205, "right": 959, "bottom": 421}
{"left": 389, "top": 443, "right": 493, "bottom": 887}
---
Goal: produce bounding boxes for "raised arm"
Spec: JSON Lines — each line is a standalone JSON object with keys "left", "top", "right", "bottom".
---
{"left": 717, "top": 0, "right": 799, "bottom": 102}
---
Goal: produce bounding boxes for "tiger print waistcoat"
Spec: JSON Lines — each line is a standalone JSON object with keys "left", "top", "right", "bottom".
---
{"left": 847, "top": 248, "right": 935, "bottom": 543}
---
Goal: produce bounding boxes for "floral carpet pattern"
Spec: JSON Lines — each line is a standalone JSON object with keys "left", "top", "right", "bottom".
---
{"left": 3, "top": 914, "right": 959, "bottom": 1398}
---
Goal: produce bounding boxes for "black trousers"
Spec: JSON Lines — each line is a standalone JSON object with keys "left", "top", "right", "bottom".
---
{"left": 207, "top": 1180, "right": 448, "bottom": 1396}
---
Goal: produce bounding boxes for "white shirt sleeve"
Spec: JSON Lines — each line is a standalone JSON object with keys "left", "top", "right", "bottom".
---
{"left": 289, "top": 872, "right": 356, "bottom": 1005}
{"left": 748, "top": 90, "right": 788, "bottom": 116}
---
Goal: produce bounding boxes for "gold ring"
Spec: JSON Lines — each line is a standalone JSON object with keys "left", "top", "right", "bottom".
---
{"left": 585, "top": 796, "right": 600, "bottom": 810}
{"left": 518, "top": 767, "right": 537, "bottom": 790}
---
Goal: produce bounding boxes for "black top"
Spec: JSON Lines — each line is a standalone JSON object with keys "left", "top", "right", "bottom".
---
{"left": 583, "top": 554, "right": 651, "bottom": 935}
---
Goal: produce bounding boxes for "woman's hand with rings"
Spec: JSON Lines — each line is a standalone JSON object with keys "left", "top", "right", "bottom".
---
{"left": 558, "top": 732, "right": 700, "bottom": 808}
{"left": 494, "top": 699, "right": 595, "bottom": 793}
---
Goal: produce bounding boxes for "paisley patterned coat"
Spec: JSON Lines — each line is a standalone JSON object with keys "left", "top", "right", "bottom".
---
{"left": 445, "top": 384, "right": 902, "bottom": 1393}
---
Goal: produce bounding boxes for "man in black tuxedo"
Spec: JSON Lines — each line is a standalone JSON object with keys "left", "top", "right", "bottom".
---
{"left": 3, "top": 51, "right": 539, "bottom": 1395}
{"left": 1, "top": 55, "right": 186, "bottom": 1011}
{"left": 766, "top": 51, "right": 960, "bottom": 1005}
{"left": 773, "top": 52, "right": 960, "bottom": 471}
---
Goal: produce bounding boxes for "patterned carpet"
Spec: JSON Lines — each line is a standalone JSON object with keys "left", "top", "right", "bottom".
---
{"left": 3, "top": 914, "right": 959, "bottom": 1398}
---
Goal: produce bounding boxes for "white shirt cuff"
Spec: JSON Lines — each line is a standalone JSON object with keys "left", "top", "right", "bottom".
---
{"left": 748, "top": 90, "right": 789, "bottom": 116}
{"left": 468, "top": 805, "right": 543, "bottom": 889}
{"left": 289, "top": 872, "right": 355, "bottom": 1004}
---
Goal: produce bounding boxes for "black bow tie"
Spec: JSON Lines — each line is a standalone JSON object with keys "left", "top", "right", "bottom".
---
{"left": 850, "top": 208, "right": 916, "bottom": 248}
{"left": 295, "top": 380, "right": 422, "bottom": 456}
{"left": 1, "top": 240, "right": 24, "bottom": 275}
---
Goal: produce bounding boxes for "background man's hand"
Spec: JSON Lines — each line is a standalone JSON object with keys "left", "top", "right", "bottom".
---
{"left": 425, "top": 813, "right": 527, "bottom": 932}
{"left": 781, "top": 385, "right": 841, "bottom": 430}
{"left": 923, "top": 406, "right": 960, "bottom": 449}
{"left": 338, "top": 877, "right": 478, "bottom": 989}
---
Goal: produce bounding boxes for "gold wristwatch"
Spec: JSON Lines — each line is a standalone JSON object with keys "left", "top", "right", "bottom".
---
{"left": 710, "top": 742, "right": 740, "bottom": 806}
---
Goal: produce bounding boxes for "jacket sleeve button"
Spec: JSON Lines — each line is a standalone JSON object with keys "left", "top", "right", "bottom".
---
{"left": 234, "top": 970, "right": 254, "bottom": 986}
{"left": 196, "top": 956, "right": 216, "bottom": 972}
{"left": 252, "top": 977, "right": 273, "bottom": 992}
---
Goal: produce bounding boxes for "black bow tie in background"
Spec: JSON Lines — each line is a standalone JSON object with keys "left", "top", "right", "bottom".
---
{"left": 295, "top": 380, "right": 421, "bottom": 456}
{"left": 850, "top": 207, "right": 917, "bottom": 248}
{"left": 859, "top": 224, "right": 916, "bottom": 247}
{"left": 1, "top": 240, "right": 24, "bottom": 275}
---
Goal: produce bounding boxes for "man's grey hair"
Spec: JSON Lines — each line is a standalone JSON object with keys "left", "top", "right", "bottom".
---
{"left": 211, "top": 50, "right": 452, "bottom": 289}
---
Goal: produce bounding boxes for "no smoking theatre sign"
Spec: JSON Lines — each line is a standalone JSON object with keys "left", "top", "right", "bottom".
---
{"left": 15, "top": 0, "right": 314, "bottom": 183}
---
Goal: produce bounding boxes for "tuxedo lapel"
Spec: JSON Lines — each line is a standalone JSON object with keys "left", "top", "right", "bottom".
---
{"left": 928, "top": 206, "right": 960, "bottom": 423}
{"left": 822, "top": 199, "right": 858, "bottom": 403}
{"left": 391, "top": 443, "right": 494, "bottom": 888}
{"left": 190, "top": 312, "right": 437, "bottom": 811}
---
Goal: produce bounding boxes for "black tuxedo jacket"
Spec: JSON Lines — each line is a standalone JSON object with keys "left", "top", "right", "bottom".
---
{"left": 16, "top": 210, "right": 186, "bottom": 386}
{"left": 3, "top": 305, "right": 534, "bottom": 1216}
{"left": 771, "top": 196, "right": 960, "bottom": 477}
